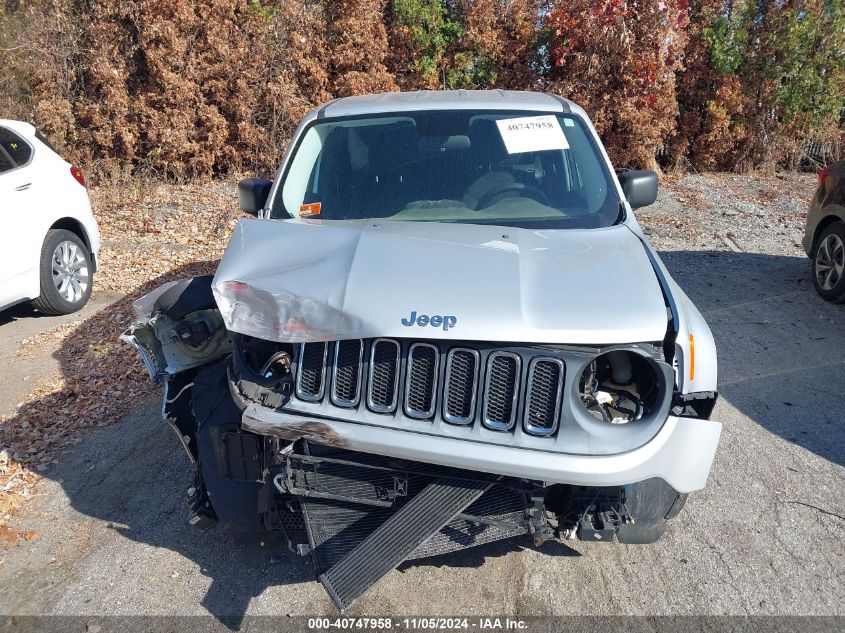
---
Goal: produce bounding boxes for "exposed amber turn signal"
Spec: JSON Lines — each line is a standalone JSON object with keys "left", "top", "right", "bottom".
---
{"left": 689, "top": 333, "right": 695, "bottom": 381}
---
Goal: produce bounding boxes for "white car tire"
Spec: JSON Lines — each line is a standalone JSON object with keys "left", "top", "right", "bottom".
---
{"left": 32, "top": 229, "right": 93, "bottom": 315}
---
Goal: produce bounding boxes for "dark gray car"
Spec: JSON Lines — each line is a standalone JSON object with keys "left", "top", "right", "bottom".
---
{"left": 803, "top": 159, "right": 845, "bottom": 302}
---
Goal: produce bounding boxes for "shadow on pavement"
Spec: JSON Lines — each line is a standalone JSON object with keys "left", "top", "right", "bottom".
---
{"left": 0, "top": 302, "right": 44, "bottom": 325}
{"left": 6, "top": 248, "right": 843, "bottom": 623}
{"left": 660, "top": 249, "right": 845, "bottom": 468}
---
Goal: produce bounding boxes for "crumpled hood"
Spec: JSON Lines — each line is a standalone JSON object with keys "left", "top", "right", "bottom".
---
{"left": 212, "top": 218, "right": 669, "bottom": 344}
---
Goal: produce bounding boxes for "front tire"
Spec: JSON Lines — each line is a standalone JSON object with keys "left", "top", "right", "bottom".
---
{"left": 812, "top": 221, "right": 845, "bottom": 303}
{"left": 32, "top": 229, "right": 93, "bottom": 315}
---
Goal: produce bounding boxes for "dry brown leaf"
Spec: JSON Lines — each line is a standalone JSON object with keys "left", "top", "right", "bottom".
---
{"left": 0, "top": 526, "right": 19, "bottom": 546}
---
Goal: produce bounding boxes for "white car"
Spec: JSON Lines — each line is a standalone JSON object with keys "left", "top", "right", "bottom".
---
{"left": 0, "top": 120, "right": 100, "bottom": 315}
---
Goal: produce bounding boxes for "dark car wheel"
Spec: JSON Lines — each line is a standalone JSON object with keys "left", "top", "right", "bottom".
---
{"left": 812, "top": 221, "right": 845, "bottom": 303}
{"left": 31, "top": 229, "right": 93, "bottom": 315}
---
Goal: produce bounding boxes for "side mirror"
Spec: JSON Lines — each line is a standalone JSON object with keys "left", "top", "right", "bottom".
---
{"left": 617, "top": 170, "right": 658, "bottom": 209}
{"left": 238, "top": 178, "right": 273, "bottom": 216}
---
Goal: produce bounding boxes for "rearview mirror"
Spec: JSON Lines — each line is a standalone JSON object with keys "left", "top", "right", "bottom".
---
{"left": 617, "top": 170, "right": 658, "bottom": 209}
{"left": 418, "top": 135, "right": 471, "bottom": 152}
{"left": 238, "top": 178, "right": 273, "bottom": 216}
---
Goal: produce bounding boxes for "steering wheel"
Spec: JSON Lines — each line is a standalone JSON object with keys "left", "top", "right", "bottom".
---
{"left": 476, "top": 182, "right": 550, "bottom": 210}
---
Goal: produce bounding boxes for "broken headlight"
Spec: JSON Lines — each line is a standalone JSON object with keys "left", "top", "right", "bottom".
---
{"left": 227, "top": 335, "right": 295, "bottom": 410}
{"left": 578, "top": 350, "right": 662, "bottom": 424}
{"left": 237, "top": 335, "right": 294, "bottom": 380}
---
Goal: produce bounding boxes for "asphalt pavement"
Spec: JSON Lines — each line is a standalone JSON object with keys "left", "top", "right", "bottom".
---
{"left": 0, "top": 292, "right": 120, "bottom": 415}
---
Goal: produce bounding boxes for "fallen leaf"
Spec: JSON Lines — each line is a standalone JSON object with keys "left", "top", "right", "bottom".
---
{"left": 0, "top": 526, "right": 19, "bottom": 546}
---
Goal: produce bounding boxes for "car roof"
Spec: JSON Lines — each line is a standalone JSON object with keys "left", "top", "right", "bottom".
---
{"left": 0, "top": 119, "right": 35, "bottom": 137}
{"left": 320, "top": 90, "right": 578, "bottom": 119}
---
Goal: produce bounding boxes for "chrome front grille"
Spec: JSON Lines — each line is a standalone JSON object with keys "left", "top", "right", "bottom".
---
{"left": 404, "top": 343, "right": 439, "bottom": 419}
{"left": 293, "top": 339, "right": 568, "bottom": 437}
{"left": 331, "top": 339, "right": 363, "bottom": 407}
{"left": 443, "top": 348, "right": 479, "bottom": 425}
{"left": 524, "top": 358, "right": 564, "bottom": 435}
{"left": 482, "top": 352, "right": 520, "bottom": 430}
{"left": 296, "top": 342, "right": 327, "bottom": 401}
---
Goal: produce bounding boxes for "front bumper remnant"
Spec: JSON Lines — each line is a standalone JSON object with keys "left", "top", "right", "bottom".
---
{"left": 242, "top": 405, "right": 721, "bottom": 494}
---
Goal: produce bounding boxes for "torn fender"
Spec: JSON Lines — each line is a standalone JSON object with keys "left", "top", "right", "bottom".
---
{"left": 121, "top": 276, "right": 233, "bottom": 382}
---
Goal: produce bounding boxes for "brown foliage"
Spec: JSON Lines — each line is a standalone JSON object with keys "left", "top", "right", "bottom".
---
{"left": 327, "top": 0, "right": 397, "bottom": 96}
{"left": 546, "top": 0, "right": 689, "bottom": 169}
{"left": 666, "top": 1, "right": 760, "bottom": 171}
{"left": 670, "top": 0, "right": 845, "bottom": 171}
{"left": 464, "top": 0, "right": 543, "bottom": 90}
{"left": 1, "top": 0, "right": 842, "bottom": 177}
{"left": 2, "top": 0, "right": 388, "bottom": 180}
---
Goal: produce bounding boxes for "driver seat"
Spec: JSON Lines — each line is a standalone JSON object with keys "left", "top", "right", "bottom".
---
{"left": 463, "top": 118, "right": 521, "bottom": 210}
{"left": 462, "top": 171, "right": 523, "bottom": 210}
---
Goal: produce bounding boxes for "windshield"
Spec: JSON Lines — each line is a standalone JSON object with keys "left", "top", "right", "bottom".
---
{"left": 272, "top": 110, "right": 620, "bottom": 229}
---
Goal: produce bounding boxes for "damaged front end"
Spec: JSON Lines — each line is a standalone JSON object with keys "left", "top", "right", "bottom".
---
{"left": 122, "top": 272, "right": 718, "bottom": 612}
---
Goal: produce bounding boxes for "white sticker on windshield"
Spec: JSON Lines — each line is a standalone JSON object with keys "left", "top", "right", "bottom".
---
{"left": 495, "top": 115, "right": 569, "bottom": 154}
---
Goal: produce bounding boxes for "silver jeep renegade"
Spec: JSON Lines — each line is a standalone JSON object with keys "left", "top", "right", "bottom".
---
{"left": 123, "top": 90, "right": 721, "bottom": 611}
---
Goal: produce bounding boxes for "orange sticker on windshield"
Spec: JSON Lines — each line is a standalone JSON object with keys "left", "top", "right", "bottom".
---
{"left": 300, "top": 202, "right": 321, "bottom": 217}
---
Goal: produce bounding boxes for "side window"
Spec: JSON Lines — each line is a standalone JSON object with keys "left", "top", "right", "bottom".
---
{"left": 0, "top": 127, "right": 33, "bottom": 167}
{"left": 0, "top": 147, "right": 13, "bottom": 174}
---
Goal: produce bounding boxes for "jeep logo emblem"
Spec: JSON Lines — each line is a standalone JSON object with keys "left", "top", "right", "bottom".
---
{"left": 401, "top": 311, "right": 457, "bottom": 331}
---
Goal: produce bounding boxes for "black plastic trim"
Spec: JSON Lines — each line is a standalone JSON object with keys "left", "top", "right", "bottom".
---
{"left": 630, "top": 229, "right": 679, "bottom": 363}
{"left": 155, "top": 275, "right": 217, "bottom": 320}
{"left": 547, "top": 94, "right": 572, "bottom": 113}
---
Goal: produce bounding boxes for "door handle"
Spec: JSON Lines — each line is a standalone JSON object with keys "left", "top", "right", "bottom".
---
{"left": 14, "top": 183, "right": 31, "bottom": 191}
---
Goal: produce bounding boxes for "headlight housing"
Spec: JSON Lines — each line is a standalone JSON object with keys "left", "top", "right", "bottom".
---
{"left": 578, "top": 350, "right": 662, "bottom": 424}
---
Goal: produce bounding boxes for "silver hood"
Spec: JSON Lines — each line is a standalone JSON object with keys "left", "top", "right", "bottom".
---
{"left": 211, "top": 218, "right": 669, "bottom": 344}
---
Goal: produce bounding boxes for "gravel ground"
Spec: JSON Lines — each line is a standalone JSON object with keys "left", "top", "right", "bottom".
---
{"left": 0, "top": 172, "right": 843, "bottom": 623}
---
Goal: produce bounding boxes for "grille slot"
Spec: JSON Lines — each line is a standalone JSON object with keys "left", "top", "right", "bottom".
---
{"left": 443, "top": 348, "right": 479, "bottom": 425}
{"left": 331, "top": 340, "right": 364, "bottom": 407}
{"left": 524, "top": 357, "right": 564, "bottom": 436}
{"left": 367, "top": 339, "right": 400, "bottom": 413}
{"left": 404, "top": 343, "right": 439, "bottom": 419}
{"left": 482, "top": 352, "right": 521, "bottom": 430}
{"left": 296, "top": 342, "right": 328, "bottom": 401}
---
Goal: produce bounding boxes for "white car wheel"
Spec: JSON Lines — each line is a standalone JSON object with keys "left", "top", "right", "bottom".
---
{"left": 32, "top": 229, "right": 93, "bottom": 315}
{"left": 51, "top": 239, "right": 90, "bottom": 303}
